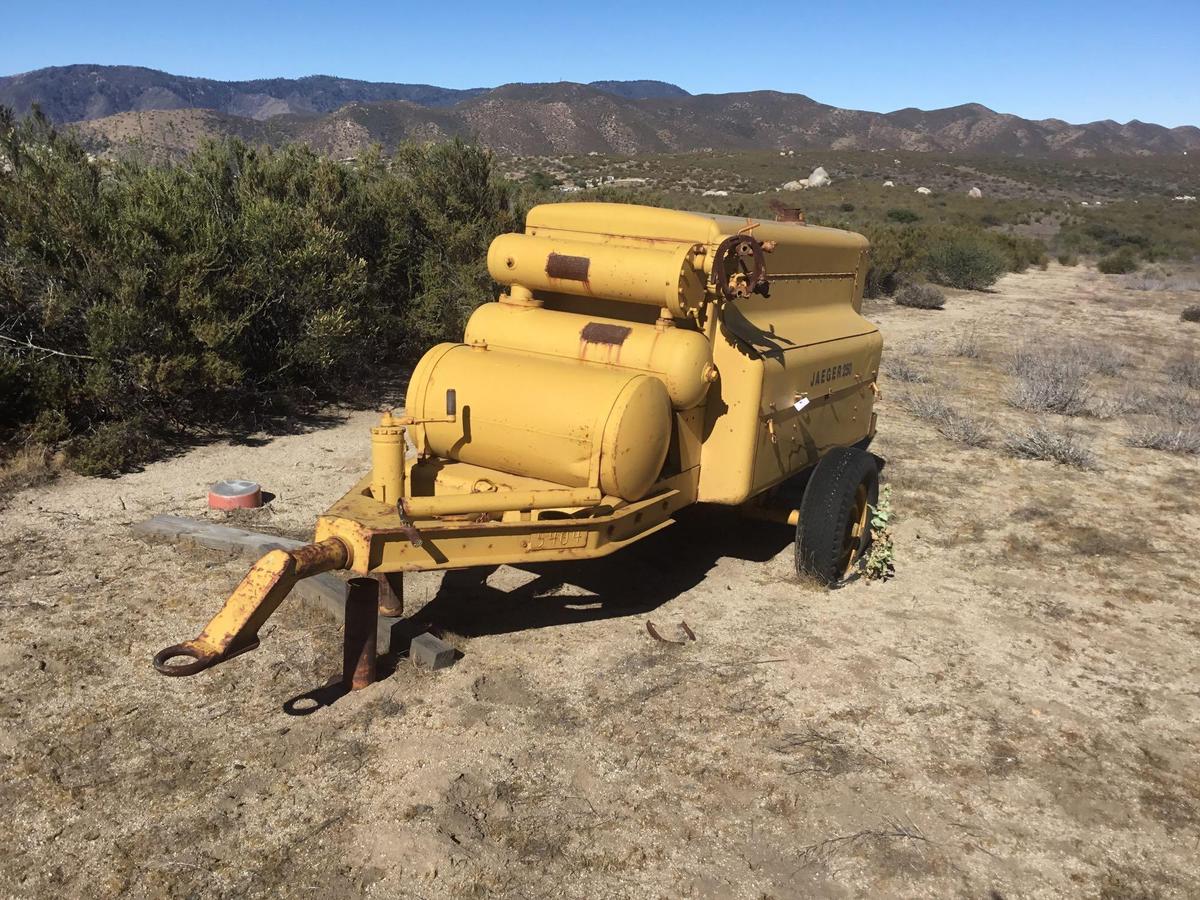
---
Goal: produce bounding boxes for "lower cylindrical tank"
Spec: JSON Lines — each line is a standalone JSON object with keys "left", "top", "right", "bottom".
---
{"left": 406, "top": 343, "right": 672, "bottom": 501}
{"left": 465, "top": 302, "right": 714, "bottom": 410}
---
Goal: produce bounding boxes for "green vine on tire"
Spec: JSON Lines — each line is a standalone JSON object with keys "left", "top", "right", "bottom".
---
{"left": 863, "top": 485, "right": 895, "bottom": 581}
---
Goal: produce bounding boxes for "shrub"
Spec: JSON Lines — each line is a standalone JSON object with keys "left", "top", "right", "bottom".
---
{"left": 1156, "top": 389, "right": 1200, "bottom": 428}
{"left": 899, "top": 391, "right": 991, "bottom": 447}
{"left": 1088, "top": 386, "right": 1149, "bottom": 419}
{"left": 0, "top": 109, "right": 519, "bottom": 473}
{"left": 1166, "top": 353, "right": 1200, "bottom": 389}
{"left": 884, "top": 358, "right": 928, "bottom": 383}
{"left": 1057, "top": 253, "right": 1079, "bottom": 266}
{"left": 885, "top": 208, "right": 920, "bottom": 223}
{"left": 839, "top": 202, "right": 856, "bottom": 212}
{"left": 893, "top": 282, "right": 945, "bottom": 310}
{"left": 1127, "top": 424, "right": 1200, "bottom": 455}
{"left": 1004, "top": 426, "right": 1096, "bottom": 469}
{"left": 1097, "top": 248, "right": 1139, "bottom": 274}
{"left": 924, "top": 234, "right": 1008, "bottom": 290}
{"left": 1089, "top": 344, "right": 1129, "bottom": 377}
{"left": 952, "top": 328, "right": 982, "bottom": 359}
{"left": 1183, "top": 305, "right": 1200, "bottom": 323}
{"left": 1008, "top": 342, "right": 1093, "bottom": 415}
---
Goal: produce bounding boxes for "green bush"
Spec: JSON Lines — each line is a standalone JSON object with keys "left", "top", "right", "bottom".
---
{"left": 0, "top": 107, "right": 518, "bottom": 473}
{"left": 1057, "top": 252, "right": 1079, "bottom": 266}
{"left": 886, "top": 208, "right": 920, "bottom": 223}
{"left": 1097, "top": 248, "right": 1139, "bottom": 274}
{"left": 923, "top": 234, "right": 1008, "bottom": 290}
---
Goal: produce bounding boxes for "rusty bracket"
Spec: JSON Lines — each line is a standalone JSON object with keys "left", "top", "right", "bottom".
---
{"left": 646, "top": 620, "right": 697, "bottom": 644}
{"left": 711, "top": 234, "right": 770, "bottom": 303}
{"left": 396, "top": 499, "right": 424, "bottom": 547}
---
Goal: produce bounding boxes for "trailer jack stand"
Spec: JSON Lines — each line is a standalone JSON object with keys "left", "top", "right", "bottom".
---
{"left": 153, "top": 537, "right": 350, "bottom": 676}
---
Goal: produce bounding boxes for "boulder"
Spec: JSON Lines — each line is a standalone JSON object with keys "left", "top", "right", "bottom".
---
{"left": 807, "top": 166, "right": 831, "bottom": 187}
{"left": 968, "top": 187, "right": 983, "bottom": 198}
{"left": 915, "top": 186, "right": 932, "bottom": 195}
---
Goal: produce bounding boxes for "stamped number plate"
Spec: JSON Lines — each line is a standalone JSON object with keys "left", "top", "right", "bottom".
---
{"left": 526, "top": 529, "right": 588, "bottom": 551}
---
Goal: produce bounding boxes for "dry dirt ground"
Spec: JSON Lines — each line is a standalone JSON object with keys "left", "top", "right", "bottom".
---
{"left": 1, "top": 264, "right": 1198, "bottom": 899}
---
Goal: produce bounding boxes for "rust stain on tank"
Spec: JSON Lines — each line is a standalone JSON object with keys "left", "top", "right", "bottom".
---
{"left": 579, "top": 322, "right": 632, "bottom": 365}
{"left": 546, "top": 253, "right": 591, "bottom": 282}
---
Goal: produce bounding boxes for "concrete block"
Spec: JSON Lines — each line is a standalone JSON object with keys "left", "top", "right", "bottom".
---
{"left": 292, "top": 574, "right": 348, "bottom": 622}
{"left": 410, "top": 633, "right": 456, "bottom": 671}
{"left": 247, "top": 536, "right": 306, "bottom": 555}
{"left": 131, "top": 514, "right": 199, "bottom": 543}
{"left": 189, "top": 528, "right": 250, "bottom": 553}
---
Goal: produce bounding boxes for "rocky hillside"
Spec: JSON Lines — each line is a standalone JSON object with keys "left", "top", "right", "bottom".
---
{"left": 7, "top": 65, "right": 1198, "bottom": 158}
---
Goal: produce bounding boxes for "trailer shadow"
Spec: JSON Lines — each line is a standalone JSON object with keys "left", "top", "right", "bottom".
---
{"left": 383, "top": 503, "right": 794, "bottom": 651}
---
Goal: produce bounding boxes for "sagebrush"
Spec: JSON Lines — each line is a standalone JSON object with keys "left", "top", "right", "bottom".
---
{"left": 1004, "top": 426, "right": 1096, "bottom": 469}
{"left": 893, "top": 282, "right": 945, "bottom": 310}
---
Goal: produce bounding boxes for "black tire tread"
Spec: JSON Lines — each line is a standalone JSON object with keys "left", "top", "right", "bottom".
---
{"left": 795, "top": 447, "right": 879, "bottom": 585}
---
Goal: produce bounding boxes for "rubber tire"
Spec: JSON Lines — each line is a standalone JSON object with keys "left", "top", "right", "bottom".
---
{"left": 795, "top": 447, "right": 880, "bottom": 586}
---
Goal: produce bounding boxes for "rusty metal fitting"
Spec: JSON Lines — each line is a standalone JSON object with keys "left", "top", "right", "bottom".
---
{"left": 343, "top": 577, "right": 379, "bottom": 690}
{"left": 376, "top": 572, "right": 404, "bottom": 618}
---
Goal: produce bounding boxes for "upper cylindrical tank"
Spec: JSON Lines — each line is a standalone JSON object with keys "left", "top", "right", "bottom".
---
{"left": 487, "top": 233, "right": 706, "bottom": 317}
{"left": 464, "top": 302, "right": 714, "bottom": 410}
{"left": 406, "top": 343, "right": 672, "bottom": 501}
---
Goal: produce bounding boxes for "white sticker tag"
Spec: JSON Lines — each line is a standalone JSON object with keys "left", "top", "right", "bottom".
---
{"left": 793, "top": 396, "right": 810, "bottom": 412}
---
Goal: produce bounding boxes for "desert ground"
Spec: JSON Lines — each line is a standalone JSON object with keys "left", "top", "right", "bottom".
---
{"left": 1, "top": 263, "right": 1198, "bottom": 899}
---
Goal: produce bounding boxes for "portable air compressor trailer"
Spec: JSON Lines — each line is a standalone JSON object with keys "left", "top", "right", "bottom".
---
{"left": 154, "top": 203, "right": 884, "bottom": 681}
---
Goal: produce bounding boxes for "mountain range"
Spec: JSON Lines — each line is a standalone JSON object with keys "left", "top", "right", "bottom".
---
{"left": 3, "top": 64, "right": 1197, "bottom": 158}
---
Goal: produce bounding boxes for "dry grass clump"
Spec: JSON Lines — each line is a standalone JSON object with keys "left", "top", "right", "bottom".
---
{"left": 906, "top": 335, "right": 936, "bottom": 357}
{"left": 1088, "top": 386, "right": 1150, "bottom": 419}
{"left": 1008, "top": 342, "right": 1094, "bottom": 415}
{"left": 951, "top": 328, "right": 982, "bottom": 359}
{"left": 894, "top": 282, "right": 946, "bottom": 310}
{"left": 1089, "top": 344, "right": 1129, "bottom": 377}
{"left": 1004, "top": 425, "right": 1096, "bottom": 468}
{"left": 1125, "top": 273, "right": 1200, "bottom": 292}
{"left": 0, "top": 444, "right": 56, "bottom": 507}
{"left": 1126, "top": 389, "right": 1200, "bottom": 455}
{"left": 884, "top": 358, "right": 929, "bottom": 383}
{"left": 1127, "top": 426, "right": 1200, "bottom": 455}
{"left": 899, "top": 391, "right": 991, "bottom": 447}
{"left": 1166, "top": 353, "right": 1200, "bottom": 389}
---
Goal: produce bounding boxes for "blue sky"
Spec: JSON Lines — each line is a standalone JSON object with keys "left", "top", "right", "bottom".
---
{"left": 4, "top": 0, "right": 1198, "bottom": 127}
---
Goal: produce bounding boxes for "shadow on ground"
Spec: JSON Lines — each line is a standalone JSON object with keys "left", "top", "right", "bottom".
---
{"left": 393, "top": 503, "right": 795, "bottom": 642}
{"left": 282, "top": 503, "right": 796, "bottom": 714}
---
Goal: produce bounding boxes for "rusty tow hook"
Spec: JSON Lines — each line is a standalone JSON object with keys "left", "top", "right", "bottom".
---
{"left": 153, "top": 537, "right": 350, "bottom": 677}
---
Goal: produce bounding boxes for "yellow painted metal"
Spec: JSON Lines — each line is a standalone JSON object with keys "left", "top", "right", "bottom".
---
{"left": 314, "top": 472, "right": 696, "bottom": 574}
{"left": 370, "top": 413, "right": 406, "bottom": 505}
{"left": 403, "top": 486, "right": 602, "bottom": 517}
{"left": 157, "top": 201, "right": 886, "bottom": 678}
{"left": 488, "top": 233, "right": 707, "bottom": 317}
{"left": 405, "top": 342, "right": 672, "bottom": 501}
{"left": 464, "top": 302, "right": 715, "bottom": 410}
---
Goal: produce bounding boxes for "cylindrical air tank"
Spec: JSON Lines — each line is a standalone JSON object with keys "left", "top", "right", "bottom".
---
{"left": 406, "top": 343, "right": 672, "bottom": 501}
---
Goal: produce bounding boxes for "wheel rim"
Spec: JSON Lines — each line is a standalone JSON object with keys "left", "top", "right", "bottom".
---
{"left": 839, "top": 483, "right": 870, "bottom": 577}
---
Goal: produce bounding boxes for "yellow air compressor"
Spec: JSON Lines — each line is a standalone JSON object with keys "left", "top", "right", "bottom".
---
{"left": 154, "top": 203, "right": 883, "bottom": 681}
